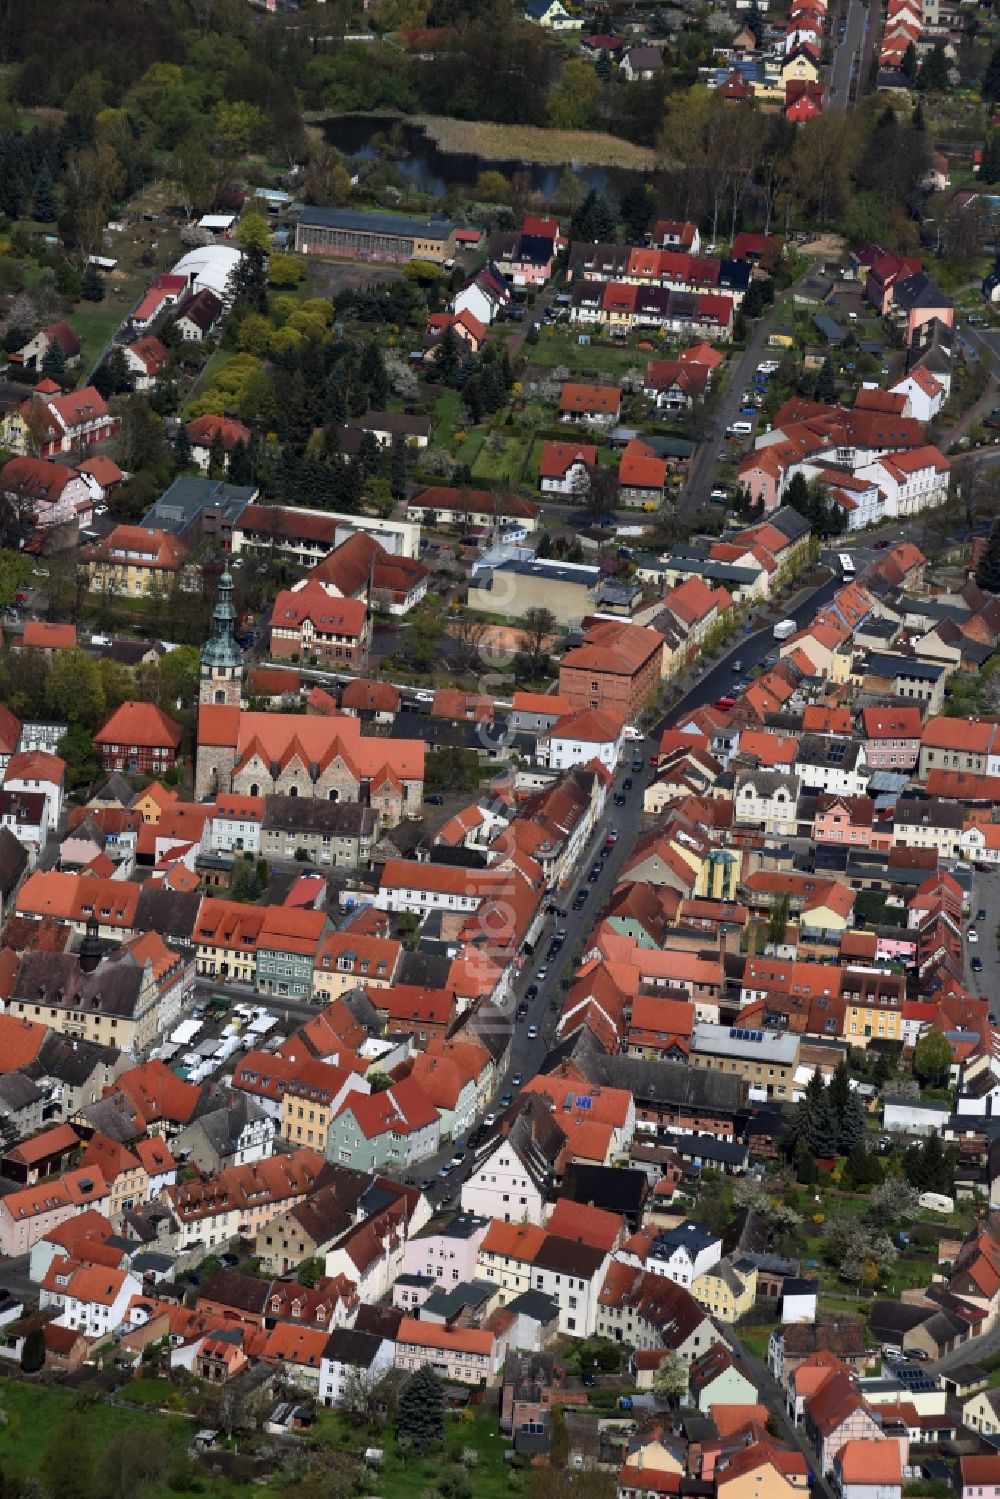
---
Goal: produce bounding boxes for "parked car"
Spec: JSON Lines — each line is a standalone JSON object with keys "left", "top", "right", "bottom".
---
{"left": 968, "top": 927, "right": 979, "bottom": 942}
{"left": 977, "top": 908, "right": 987, "bottom": 921}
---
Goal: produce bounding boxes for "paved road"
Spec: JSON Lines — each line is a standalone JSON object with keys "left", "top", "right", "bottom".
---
{"left": 828, "top": 0, "right": 866, "bottom": 110}
{"left": 933, "top": 1314, "right": 1000, "bottom": 1374}
{"left": 964, "top": 868, "right": 1000, "bottom": 1016}
{"left": 682, "top": 264, "right": 830, "bottom": 512}
{"left": 731, "top": 1329, "right": 835, "bottom": 1497}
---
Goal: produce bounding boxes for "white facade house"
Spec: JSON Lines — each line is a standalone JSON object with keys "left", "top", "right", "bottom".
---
{"left": 733, "top": 771, "right": 801, "bottom": 837}
{"left": 856, "top": 449, "right": 950, "bottom": 518}
{"left": 41, "top": 1261, "right": 141, "bottom": 1340}
{"left": 460, "top": 1135, "right": 548, "bottom": 1224}
{"left": 882, "top": 1099, "right": 951, "bottom": 1135}
{"left": 537, "top": 708, "right": 625, "bottom": 773}
{"left": 318, "top": 1328, "right": 395, "bottom": 1408}
{"left": 374, "top": 864, "right": 483, "bottom": 916}
{"left": 647, "top": 1223, "right": 723, "bottom": 1288}
{"left": 889, "top": 370, "right": 945, "bottom": 423}
{"left": 4, "top": 752, "right": 64, "bottom": 831}
{"left": 531, "top": 1244, "right": 609, "bottom": 1337}
{"left": 211, "top": 804, "right": 264, "bottom": 857}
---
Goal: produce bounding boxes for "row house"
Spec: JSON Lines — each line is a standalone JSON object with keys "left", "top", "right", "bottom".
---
{"left": 857, "top": 447, "right": 951, "bottom": 517}
{"left": 918, "top": 716, "right": 999, "bottom": 780}
{"left": 394, "top": 1316, "right": 502, "bottom": 1384}
{"left": 0, "top": 1167, "right": 110, "bottom": 1256}
{"left": 567, "top": 243, "right": 750, "bottom": 304}
{"left": 862, "top": 707, "right": 923, "bottom": 772}
{"left": 163, "top": 1147, "right": 326, "bottom": 1251}
{"left": 570, "top": 280, "right": 735, "bottom": 342}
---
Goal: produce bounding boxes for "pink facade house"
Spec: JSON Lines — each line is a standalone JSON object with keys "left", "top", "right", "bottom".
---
{"left": 401, "top": 1212, "right": 491, "bottom": 1288}
{"left": 960, "top": 1454, "right": 1000, "bottom": 1499}
{"left": 813, "top": 795, "right": 875, "bottom": 848}
{"left": 862, "top": 707, "right": 923, "bottom": 772}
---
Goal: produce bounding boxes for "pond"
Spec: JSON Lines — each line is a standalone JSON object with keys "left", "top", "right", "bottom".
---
{"left": 322, "top": 114, "right": 647, "bottom": 204}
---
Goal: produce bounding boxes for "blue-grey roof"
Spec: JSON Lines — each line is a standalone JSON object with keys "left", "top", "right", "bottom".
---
{"left": 297, "top": 207, "right": 456, "bottom": 240}
{"left": 653, "top": 1220, "right": 719, "bottom": 1254}
{"left": 813, "top": 314, "right": 847, "bottom": 342}
{"left": 866, "top": 653, "right": 944, "bottom": 682}
{"left": 143, "top": 476, "right": 255, "bottom": 533}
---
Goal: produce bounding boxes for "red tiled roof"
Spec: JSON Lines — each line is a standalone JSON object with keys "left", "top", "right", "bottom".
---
{"left": 94, "top": 700, "right": 182, "bottom": 751}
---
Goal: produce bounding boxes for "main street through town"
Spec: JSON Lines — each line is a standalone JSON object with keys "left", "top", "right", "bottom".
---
{"left": 405, "top": 539, "right": 889, "bottom": 1203}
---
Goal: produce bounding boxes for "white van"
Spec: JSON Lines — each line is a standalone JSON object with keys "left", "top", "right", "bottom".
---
{"left": 727, "top": 420, "right": 753, "bottom": 438}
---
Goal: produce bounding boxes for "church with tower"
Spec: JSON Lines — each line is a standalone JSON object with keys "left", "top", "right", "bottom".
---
{"left": 199, "top": 568, "right": 244, "bottom": 709}
{"left": 193, "top": 571, "right": 425, "bottom": 824}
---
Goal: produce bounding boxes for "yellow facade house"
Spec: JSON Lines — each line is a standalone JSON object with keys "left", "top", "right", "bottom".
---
{"left": 84, "top": 524, "right": 196, "bottom": 600}
{"left": 692, "top": 1256, "right": 757, "bottom": 1322}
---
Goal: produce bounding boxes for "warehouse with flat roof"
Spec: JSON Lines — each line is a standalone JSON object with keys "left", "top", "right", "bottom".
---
{"left": 295, "top": 207, "right": 459, "bottom": 265}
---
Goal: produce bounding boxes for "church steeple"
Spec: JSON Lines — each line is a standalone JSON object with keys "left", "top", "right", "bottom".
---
{"left": 199, "top": 567, "right": 244, "bottom": 707}
{"left": 79, "top": 915, "right": 102, "bottom": 974}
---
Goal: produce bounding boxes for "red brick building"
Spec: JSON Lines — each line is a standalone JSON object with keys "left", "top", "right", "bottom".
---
{"left": 93, "top": 700, "right": 183, "bottom": 775}
{"left": 558, "top": 621, "right": 664, "bottom": 721}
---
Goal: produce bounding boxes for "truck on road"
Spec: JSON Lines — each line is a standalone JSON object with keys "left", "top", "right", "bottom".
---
{"left": 773, "top": 619, "right": 797, "bottom": 641}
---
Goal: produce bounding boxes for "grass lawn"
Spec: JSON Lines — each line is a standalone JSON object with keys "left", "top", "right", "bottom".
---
{"left": 433, "top": 387, "right": 462, "bottom": 447}
{"left": 71, "top": 302, "right": 129, "bottom": 376}
{"left": 312, "top": 1403, "right": 509, "bottom": 1499}
{"left": 739, "top": 1329, "right": 772, "bottom": 1360}
{"left": 0, "top": 1377, "right": 205, "bottom": 1497}
{"left": 471, "top": 431, "right": 531, "bottom": 484}
{"left": 526, "top": 329, "right": 644, "bottom": 379}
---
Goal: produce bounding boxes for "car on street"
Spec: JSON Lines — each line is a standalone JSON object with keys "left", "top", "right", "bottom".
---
{"left": 415, "top": 690, "right": 434, "bottom": 703}
{"left": 511, "top": 1073, "right": 522, "bottom": 1087}
{"left": 516, "top": 1004, "right": 528, "bottom": 1020}
{"left": 968, "top": 927, "right": 979, "bottom": 942}
{"left": 439, "top": 1164, "right": 453, "bottom": 1178}
{"left": 623, "top": 777, "right": 633, "bottom": 791}
{"left": 527, "top": 1025, "right": 538, "bottom": 1039}
{"left": 500, "top": 1093, "right": 513, "bottom": 1108}
{"left": 419, "top": 1178, "right": 435, "bottom": 1191}
{"left": 451, "top": 1152, "right": 465, "bottom": 1166}
{"left": 483, "top": 1112, "right": 496, "bottom": 1126}
{"left": 972, "top": 957, "right": 984, "bottom": 973}
{"left": 731, "top": 659, "right": 742, "bottom": 672}
{"left": 978, "top": 908, "right": 987, "bottom": 922}
{"left": 557, "top": 927, "right": 567, "bottom": 938}
{"left": 536, "top": 964, "right": 549, "bottom": 979}
{"left": 588, "top": 867, "right": 601, "bottom": 882}
{"left": 424, "top": 794, "right": 443, "bottom": 805}
{"left": 524, "top": 985, "right": 538, "bottom": 1001}
{"left": 614, "top": 793, "right": 626, "bottom": 806}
